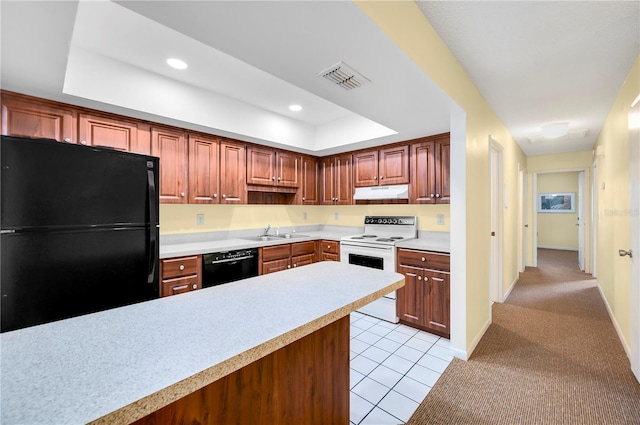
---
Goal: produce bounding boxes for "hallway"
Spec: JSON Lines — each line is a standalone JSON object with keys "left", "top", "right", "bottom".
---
{"left": 407, "top": 248, "right": 640, "bottom": 424}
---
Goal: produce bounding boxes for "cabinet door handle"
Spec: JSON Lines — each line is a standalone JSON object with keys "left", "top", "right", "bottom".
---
{"left": 302, "top": 196, "right": 305, "bottom": 201}
{"left": 327, "top": 245, "right": 331, "bottom": 249}
{"left": 424, "top": 276, "right": 429, "bottom": 281}
{"left": 192, "top": 284, "right": 198, "bottom": 289}
{"left": 380, "top": 176, "right": 384, "bottom": 180}
{"left": 80, "top": 140, "right": 88, "bottom": 145}
{"left": 418, "top": 276, "right": 422, "bottom": 280}
{"left": 293, "top": 263, "right": 297, "bottom": 268}
{"left": 277, "top": 177, "right": 281, "bottom": 181}
{"left": 64, "top": 138, "right": 71, "bottom": 143}
{"left": 180, "top": 192, "right": 185, "bottom": 197}
{"left": 172, "top": 284, "right": 189, "bottom": 292}
{"left": 374, "top": 176, "right": 377, "bottom": 180}
{"left": 287, "top": 265, "right": 291, "bottom": 269}
{"left": 222, "top": 194, "right": 226, "bottom": 198}
{"left": 421, "top": 257, "right": 425, "bottom": 262}
{"left": 272, "top": 176, "right": 276, "bottom": 181}
{"left": 430, "top": 193, "right": 435, "bottom": 198}
{"left": 179, "top": 264, "right": 185, "bottom": 271}
{"left": 436, "top": 193, "right": 440, "bottom": 198}
{"left": 213, "top": 193, "right": 217, "bottom": 198}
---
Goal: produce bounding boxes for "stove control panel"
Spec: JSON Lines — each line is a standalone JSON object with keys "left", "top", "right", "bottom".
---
{"left": 364, "top": 216, "right": 416, "bottom": 225}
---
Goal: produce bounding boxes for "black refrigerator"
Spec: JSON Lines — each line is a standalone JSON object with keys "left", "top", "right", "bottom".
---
{"left": 1, "top": 136, "right": 160, "bottom": 333}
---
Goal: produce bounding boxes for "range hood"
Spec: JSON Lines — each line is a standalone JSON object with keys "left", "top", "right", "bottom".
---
{"left": 353, "top": 184, "right": 409, "bottom": 200}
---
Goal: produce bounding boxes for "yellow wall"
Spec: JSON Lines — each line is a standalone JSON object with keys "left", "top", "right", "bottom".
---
{"left": 355, "top": 0, "right": 527, "bottom": 355}
{"left": 593, "top": 54, "right": 640, "bottom": 350}
{"left": 160, "top": 204, "right": 451, "bottom": 234}
{"left": 537, "top": 172, "right": 579, "bottom": 250}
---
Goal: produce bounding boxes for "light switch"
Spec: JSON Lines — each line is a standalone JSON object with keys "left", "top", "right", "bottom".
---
{"left": 197, "top": 214, "right": 204, "bottom": 226}
{"left": 437, "top": 214, "right": 445, "bottom": 225}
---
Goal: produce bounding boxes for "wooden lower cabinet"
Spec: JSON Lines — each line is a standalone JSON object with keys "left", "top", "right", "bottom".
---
{"left": 260, "top": 241, "right": 317, "bottom": 275}
{"left": 396, "top": 248, "right": 450, "bottom": 338}
{"left": 321, "top": 239, "right": 340, "bottom": 261}
{"left": 133, "top": 316, "right": 350, "bottom": 425}
{"left": 160, "top": 255, "right": 202, "bottom": 297}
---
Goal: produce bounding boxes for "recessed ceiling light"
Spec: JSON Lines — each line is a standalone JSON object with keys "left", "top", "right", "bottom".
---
{"left": 289, "top": 104, "right": 302, "bottom": 112}
{"left": 167, "top": 58, "right": 188, "bottom": 70}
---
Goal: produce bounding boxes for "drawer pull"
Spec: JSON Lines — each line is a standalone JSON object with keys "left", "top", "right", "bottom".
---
{"left": 172, "top": 284, "right": 189, "bottom": 292}
{"left": 179, "top": 264, "right": 185, "bottom": 271}
{"left": 421, "top": 257, "right": 425, "bottom": 262}
{"left": 192, "top": 284, "right": 198, "bottom": 289}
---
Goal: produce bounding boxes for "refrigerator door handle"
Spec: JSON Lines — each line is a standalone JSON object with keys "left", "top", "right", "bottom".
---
{"left": 147, "top": 169, "right": 157, "bottom": 284}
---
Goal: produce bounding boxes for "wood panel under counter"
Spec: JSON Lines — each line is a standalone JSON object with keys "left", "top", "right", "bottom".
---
{"left": 1, "top": 262, "right": 404, "bottom": 425}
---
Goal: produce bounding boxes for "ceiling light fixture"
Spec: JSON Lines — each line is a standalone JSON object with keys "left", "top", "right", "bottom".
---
{"left": 289, "top": 104, "right": 302, "bottom": 112}
{"left": 541, "top": 122, "right": 569, "bottom": 139}
{"left": 167, "top": 58, "right": 188, "bottom": 70}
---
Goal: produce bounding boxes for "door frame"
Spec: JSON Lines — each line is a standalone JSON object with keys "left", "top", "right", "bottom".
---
{"left": 490, "top": 136, "right": 504, "bottom": 304}
{"left": 518, "top": 165, "right": 527, "bottom": 273}
{"left": 532, "top": 168, "right": 590, "bottom": 272}
{"left": 628, "top": 94, "right": 640, "bottom": 382}
{"left": 592, "top": 159, "right": 599, "bottom": 278}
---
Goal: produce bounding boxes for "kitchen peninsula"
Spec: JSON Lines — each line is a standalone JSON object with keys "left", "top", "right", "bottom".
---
{"left": 1, "top": 262, "right": 403, "bottom": 425}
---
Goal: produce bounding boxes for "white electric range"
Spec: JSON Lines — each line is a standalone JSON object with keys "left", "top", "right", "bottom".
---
{"left": 340, "top": 216, "right": 417, "bottom": 323}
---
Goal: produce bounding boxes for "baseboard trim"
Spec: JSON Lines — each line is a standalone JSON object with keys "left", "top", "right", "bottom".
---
{"left": 504, "top": 276, "right": 518, "bottom": 301}
{"left": 537, "top": 245, "right": 578, "bottom": 251}
{"left": 454, "top": 317, "right": 492, "bottom": 361}
{"left": 597, "top": 283, "right": 631, "bottom": 358}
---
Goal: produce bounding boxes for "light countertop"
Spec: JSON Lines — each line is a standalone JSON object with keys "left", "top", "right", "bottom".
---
{"left": 0, "top": 262, "right": 404, "bottom": 425}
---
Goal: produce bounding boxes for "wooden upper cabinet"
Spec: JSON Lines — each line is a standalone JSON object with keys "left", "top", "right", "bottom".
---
{"left": 320, "top": 154, "right": 352, "bottom": 205}
{"left": 188, "top": 134, "right": 219, "bottom": 204}
{"left": 436, "top": 139, "right": 451, "bottom": 203}
{"left": 409, "top": 134, "right": 449, "bottom": 204}
{"left": 219, "top": 140, "right": 246, "bottom": 203}
{"left": 152, "top": 127, "right": 188, "bottom": 204}
{"left": 1, "top": 93, "right": 76, "bottom": 142}
{"left": 247, "top": 146, "right": 299, "bottom": 187}
{"left": 354, "top": 145, "right": 409, "bottom": 187}
{"left": 79, "top": 113, "right": 138, "bottom": 152}
{"left": 299, "top": 155, "right": 319, "bottom": 205}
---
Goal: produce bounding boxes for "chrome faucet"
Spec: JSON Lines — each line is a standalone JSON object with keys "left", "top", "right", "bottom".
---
{"left": 262, "top": 224, "right": 271, "bottom": 236}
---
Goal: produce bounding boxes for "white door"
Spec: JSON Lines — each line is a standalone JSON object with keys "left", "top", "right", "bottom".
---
{"left": 628, "top": 96, "right": 640, "bottom": 383}
{"left": 578, "top": 171, "right": 585, "bottom": 271}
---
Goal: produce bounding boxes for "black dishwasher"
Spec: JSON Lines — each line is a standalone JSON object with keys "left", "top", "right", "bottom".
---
{"left": 202, "top": 248, "right": 259, "bottom": 288}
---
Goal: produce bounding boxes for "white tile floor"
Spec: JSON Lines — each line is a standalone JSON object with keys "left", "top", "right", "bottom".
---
{"left": 349, "top": 312, "right": 453, "bottom": 425}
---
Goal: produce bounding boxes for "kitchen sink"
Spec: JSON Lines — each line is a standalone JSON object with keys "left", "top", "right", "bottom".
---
{"left": 274, "top": 233, "right": 310, "bottom": 239}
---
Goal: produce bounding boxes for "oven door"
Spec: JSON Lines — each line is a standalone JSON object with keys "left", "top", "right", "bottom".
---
{"left": 340, "top": 241, "right": 396, "bottom": 298}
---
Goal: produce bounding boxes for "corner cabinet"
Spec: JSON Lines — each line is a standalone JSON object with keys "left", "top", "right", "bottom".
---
{"left": 353, "top": 145, "right": 409, "bottom": 187}
{"left": 396, "top": 248, "right": 450, "bottom": 338}
{"left": 320, "top": 153, "right": 352, "bottom": 205}
{"left": 160, "top": 255, "right": 202, "bottom": 297}
{"left": 409, "top": 134, "right": 450, "bottom": 204}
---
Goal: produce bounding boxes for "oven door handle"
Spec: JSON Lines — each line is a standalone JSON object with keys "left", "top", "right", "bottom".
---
{"left": 209, "top": 255, "right": 254, "bottom": 264}
{"left": 340, "top": 242, "right": 394, "bottom": 252}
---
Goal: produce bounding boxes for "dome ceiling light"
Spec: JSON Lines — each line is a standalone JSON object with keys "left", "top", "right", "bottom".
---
{"left": 541, "top": 122, "right": 569, "bottom": 139}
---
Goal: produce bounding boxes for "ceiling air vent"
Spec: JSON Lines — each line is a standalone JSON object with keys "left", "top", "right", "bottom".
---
{"left": 317, "top": 61, "right": 370, "bottom": 90}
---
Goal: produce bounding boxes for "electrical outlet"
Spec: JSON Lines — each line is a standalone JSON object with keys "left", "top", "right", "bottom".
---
{"left": 303, "top": 212, "right": 307, "bottom": 220}
{"left": 437, "top": 214, "right": 445, "bottom": 225}
{"left": 334, "top": 212, "right": 339, "bottom": 221}
{"left": 197, "top": 214, "right": 204, "bottom": 226}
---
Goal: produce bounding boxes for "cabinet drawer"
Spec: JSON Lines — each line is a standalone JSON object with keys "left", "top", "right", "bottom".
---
{"left": 261, "top": 244, "right": 291, "bottom": 262}
{"left": 161, "top": 256, "right": 200, "bottom": 279}
{"left": 161, "top": 275, "right": 200, "bottom": 297}
{"left": 262, "top": 258, "right": 291, "bottom": 275}
{"left": 321, "top": 240, "right": 339, "bottom": 254}
{"left": 292, "top": 253, "right": 315, "bottom": 268}
{"left": 291, "top": 240, "right": 316, "bottom": 257}
{"left": 397, "top": 249, "right": 450, "bottom": 272}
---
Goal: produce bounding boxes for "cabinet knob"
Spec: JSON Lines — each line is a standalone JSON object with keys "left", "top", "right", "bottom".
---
{"left": 287, "top": 265, "right": 291, "bottom": 269}
{"left": 213, "top": 194, "right": 217, "bottom": 198}
{"left": 293, "top": 263, "right": 297, "bottom": 268}
{"left": 64, "top": 138, "right": 71, "bottom": 143}
{"left": 380, "top": 176, "right": 384, "bottom": 180}
{"left": 272, "top": 176, "right": 276, "bottom": 181}
{"left": 436, "top": 193, "right": 441, "bottom": 198}
{"left": 222, "top": 194, "right": 226, "bottom": 198}
{"left": 421, "top": 257, "right": 425, "bottom": 262}
{"left": 80, "top": 140, "right": 88, "bottom": 146}
{"left": 179, "top": 264, "right": 185, "bottom": 271}
{"left": 192, "top": 284, "right": 197, "bottom": 289}
{"left": 302, "top": 196, "right": 305, "bottom": 201}
{"left": 277, "top": 177, "right": 281, "bottom": 181}
{"left": 430, "top": 193, "right": 435, "bottom": 198}
{"left": 374, "top": 176, "right": 377, "bottom": 180}
{"left": 327, "top": 245, "right": 331, "bottom": 249}
{"left": 180, "top": 192, "right": 185, "bottom": 197}
{"left": 418, "top": 276, "right": 422, "bottom": 280}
